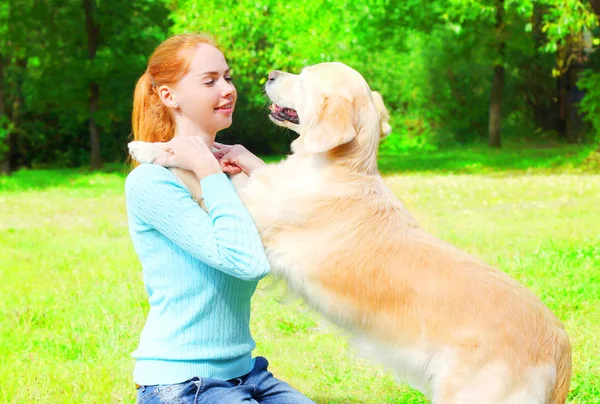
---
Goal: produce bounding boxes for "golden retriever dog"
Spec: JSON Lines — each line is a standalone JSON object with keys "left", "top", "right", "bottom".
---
{"left": 128, "top": 62, "right": 571, "bottom": 403}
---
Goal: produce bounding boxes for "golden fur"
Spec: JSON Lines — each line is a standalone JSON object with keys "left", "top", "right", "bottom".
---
{"left": 129, "top": 62, "right": 571, "bottom": 403}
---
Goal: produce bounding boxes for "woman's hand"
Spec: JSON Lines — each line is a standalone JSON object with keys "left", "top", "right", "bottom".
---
{"left": 153, "top": 136, "right": 222, "bottom": 179}
{"left": 213, "top": 142, "right": 265, "bottom": 176}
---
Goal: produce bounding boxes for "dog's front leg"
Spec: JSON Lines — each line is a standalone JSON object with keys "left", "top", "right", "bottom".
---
{"left": 128, "top": 141, "right": 171, "bottom": 164}
{"left": 228, "top": 171, "right": 251, "bottom": 190}
{"left": 226, "top": 167, "right": 283, "bottom": 243}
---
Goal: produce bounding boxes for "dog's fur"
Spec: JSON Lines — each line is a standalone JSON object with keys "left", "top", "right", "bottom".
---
{"left": 129, "top": 62, "right": 571, "bottom": 403}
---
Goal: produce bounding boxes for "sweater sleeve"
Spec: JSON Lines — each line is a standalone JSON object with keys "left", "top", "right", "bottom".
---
{"left": 125, "top": 164, "right": 270, "bottom": 281}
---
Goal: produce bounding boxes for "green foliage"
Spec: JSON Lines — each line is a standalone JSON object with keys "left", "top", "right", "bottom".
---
{"left": 578, "top": 71, "right": 600, "bottom": 140}
{"left": 0, "top": 115, "right": 11, "bottom": 156}
{"left": 1, "top": 0, "right": 600, "bottom": 166}
{"left": 0, "top": 0, "right": 172, "bottom": 168}
{"left": 170, "top": 0, "right": 600, "bottom": 154}
{"left": 171, "top": 0, "right": 402, "bottom": 153}
{"left": 540, "top": 0, "right": 597, "bottom": 52}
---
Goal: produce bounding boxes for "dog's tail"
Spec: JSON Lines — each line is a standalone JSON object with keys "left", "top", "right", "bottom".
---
{"left": 549, "top": 329, "right": 572, "bottom": 404}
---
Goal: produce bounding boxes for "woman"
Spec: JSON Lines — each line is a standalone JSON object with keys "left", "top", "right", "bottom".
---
{"left": 126, "top": 33, "right": 314, "bottom": 404}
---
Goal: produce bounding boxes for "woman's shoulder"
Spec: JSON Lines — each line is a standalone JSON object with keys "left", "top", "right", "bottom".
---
{"left": 126, "top": 163, "right": 172, "bottom": 183}
{"left": 125, "top": 164, "right": 178, "bottom": 194}
{"left": 128, "top": 162, "right": 171, "bottom": 176}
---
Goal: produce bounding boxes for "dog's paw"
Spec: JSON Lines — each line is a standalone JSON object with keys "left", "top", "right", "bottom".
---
{"left": 128, "top": 141, "right": 163, "bottom": 164}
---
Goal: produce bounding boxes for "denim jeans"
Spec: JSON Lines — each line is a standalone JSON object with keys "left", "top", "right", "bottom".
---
{"left": 136, "top": 357, "right": 315, "bottom": 404}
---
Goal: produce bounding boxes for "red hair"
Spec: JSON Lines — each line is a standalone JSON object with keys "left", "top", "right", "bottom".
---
{"left": 130, "top": 33, "right": 216, "bottom": 168}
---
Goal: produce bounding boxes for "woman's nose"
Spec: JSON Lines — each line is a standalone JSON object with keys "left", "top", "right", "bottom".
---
{"left": 220, "top": 79, "right": 236, "bottom": 96}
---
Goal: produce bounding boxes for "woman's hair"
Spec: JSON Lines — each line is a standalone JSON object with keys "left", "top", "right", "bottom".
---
{"left": 130, "top": 33, "right": 216, "bottom": 168}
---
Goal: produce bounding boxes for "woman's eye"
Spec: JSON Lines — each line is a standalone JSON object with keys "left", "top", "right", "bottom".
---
{"left": 203, "top": 79, "right": 215, "bottom": 86}
{"left": 225, "top": 76, "right": 233, "bottom": 82}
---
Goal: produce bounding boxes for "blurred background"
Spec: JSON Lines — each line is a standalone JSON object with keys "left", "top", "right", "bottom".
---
{"left": 1, "top": 0, "right": 600, "bottom": 172}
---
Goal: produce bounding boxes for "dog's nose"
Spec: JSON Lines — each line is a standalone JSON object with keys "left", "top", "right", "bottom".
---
{"left": 267, "top": 70, "right": 280, "bottom": 82}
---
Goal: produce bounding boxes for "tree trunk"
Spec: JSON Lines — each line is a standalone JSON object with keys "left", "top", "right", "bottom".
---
{"left": 590, "top": 0, "right": 600, "bottom": 17}
{"left": 525, "top": 4, "right": 563, "bottom": 135}
{"left": 0, "top": 53, "right": 7, "bottom": 174}
{"left": 555, "top": 29, "right": 587, "bottom": 144}
{"left": 88, "top": 81, "right": 101, "bottom": 167}
{"left": 531, "top": 3, "right": 544, "bottom": 127}
{"left": 589, "top": 0, "right": 600, "bottom": 150}
{"left": 0, "top": 54, "right": 4, "bottom": 119}
{"left": 1, "top": 58, "right": 25, "bottom": 175}
{"left": 565, "top": 62, "right": 585, "bottom": 143}
{"left": 488, "top": 0, "right": 505, "bottom": 148}
{"left": 83, "top": 0, "right": 102, "bottom": 169}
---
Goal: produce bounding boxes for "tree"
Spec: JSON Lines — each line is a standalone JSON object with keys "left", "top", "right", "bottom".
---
{"left": 0, "top": 0, "right": 37, "bottom": 174}
{"left": 0, "top": 2, "right": 7, "bottom": 173}
{"left": 83, "top": 0, "right": 102, "bottom": 169}
{"left": 2, "top": 0, "right": 599, "bottom": 167}
{"left": 489, "top": 0, "right": 506, "bottom": 148}
{"left": 540, "top": 0, "right": 598, "bottom": 143}
{"left": 589, "top": 0, "right": 600, "bottom": 16}
{"left": 0, "top": 0, "right": 171, "bottom": 170}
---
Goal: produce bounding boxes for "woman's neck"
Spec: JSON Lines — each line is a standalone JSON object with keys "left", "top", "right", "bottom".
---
{"left": 173, "top": 118, "right": 216, "bottom": 148}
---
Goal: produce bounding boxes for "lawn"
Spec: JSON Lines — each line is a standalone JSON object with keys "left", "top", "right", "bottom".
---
{"left": 0, "top": 145, "right": 599, "bottom": 403}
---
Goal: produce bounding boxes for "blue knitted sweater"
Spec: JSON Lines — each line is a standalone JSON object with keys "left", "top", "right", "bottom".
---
{"left": 125, "top": 164, "right": 270, "bottom": 385}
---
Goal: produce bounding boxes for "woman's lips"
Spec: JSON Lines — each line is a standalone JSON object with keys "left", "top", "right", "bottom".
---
{"left": 215, "top": 103, "right": 234, "bottom": 114}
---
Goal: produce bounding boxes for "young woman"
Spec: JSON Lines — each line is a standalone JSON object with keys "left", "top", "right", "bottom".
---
{"left": 126, "top": 33, "right": 314, "bottom": 404}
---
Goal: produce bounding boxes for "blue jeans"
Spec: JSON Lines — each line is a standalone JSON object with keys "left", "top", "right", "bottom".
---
{"left": 136, "top": 357, "right": 315, "bottom": 403}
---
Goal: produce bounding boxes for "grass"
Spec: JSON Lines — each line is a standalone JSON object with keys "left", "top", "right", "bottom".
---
{"left": 376, "top": 142, "right": 600, "bottom": 175}
{"left": 0, "top": 145, "right": 599, "bottom": 403}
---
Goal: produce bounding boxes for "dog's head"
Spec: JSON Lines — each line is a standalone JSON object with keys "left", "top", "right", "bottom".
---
{"left": 265, "top": 62, "right": 391, "bottom": 155}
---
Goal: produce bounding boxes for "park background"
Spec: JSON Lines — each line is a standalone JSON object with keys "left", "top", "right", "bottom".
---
{"left": 1, "top": 0, "right": 599, "bottom": 403}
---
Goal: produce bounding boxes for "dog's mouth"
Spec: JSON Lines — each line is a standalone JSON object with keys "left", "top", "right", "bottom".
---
{"left": 269, "top": 103, "right": 299, "bottom": 124}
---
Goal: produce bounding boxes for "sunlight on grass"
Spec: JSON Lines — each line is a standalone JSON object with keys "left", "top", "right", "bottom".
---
{"left": 0, "top": 154, "right": 598, "bottom": 402}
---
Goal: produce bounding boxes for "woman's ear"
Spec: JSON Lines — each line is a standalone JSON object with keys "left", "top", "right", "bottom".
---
{"left": 158, "top": 85, "right": 179, "bottom": 109}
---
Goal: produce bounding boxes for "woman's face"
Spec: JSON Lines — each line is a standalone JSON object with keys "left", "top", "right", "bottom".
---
{"left": 171, "top": 44, "right": 237, "bottom": 135}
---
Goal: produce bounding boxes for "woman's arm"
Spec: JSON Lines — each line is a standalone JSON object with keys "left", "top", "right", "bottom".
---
{"left": 126, "top": 164, "right": 270, "bottom": 281}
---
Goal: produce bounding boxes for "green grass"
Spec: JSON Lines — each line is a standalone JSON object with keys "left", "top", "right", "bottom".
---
{"left": 376, "top": 142, "right": 600, "bottom": 175}
{"left": 1, "top": 145, "right": 599, "bottom": 403}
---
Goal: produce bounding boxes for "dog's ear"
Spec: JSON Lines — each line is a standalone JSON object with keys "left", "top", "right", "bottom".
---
{"left": 371, "top": 91, "right": 392, "bottom": 138}
{"left": 303, "top": 95, "right": 356, "bottom": 153}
